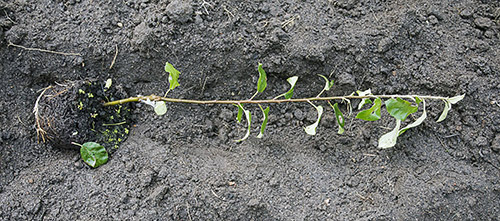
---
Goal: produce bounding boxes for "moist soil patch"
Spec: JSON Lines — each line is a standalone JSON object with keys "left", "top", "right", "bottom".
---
{"left": 0, "top": 0, "right": 499, "bottom": 220}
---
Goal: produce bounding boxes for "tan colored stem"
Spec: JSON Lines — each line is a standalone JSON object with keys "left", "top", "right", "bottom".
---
{"left": 103, "top": 94, "right": 448, "bottom": 107}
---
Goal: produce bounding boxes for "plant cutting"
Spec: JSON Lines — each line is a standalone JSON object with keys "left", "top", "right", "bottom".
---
{"left": 34, "top": 61, "right": 464, "bottom": 168}
{"left": 105, "top": 62, "right": 464, "bottom": 148}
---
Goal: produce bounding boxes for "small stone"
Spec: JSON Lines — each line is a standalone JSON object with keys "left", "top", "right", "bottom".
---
{"left": 166, "top": 0, "right": 193, "bottom": 23}
{"left": 145, "top": 185, "right": 169, "bottom": 204}
{"left": 377, "top": 37, "right": 393, "bottom": 53}
{"left": 306, "top": 109, "right": 317, "bottom": 122}
{"left": 474, "top": 17, "right": 493, "bottom": 30}
{"left": 28, "top": 179, "right": 34, "bottom": 184}
{"left": 218, "top": 109, "right": 233, "bottom": 121}
{"left": 140, "top": 169, "right": 155, "bottom": 187}
{"left": 459, "top": 8, "right": 473, "bottom": 19}
{"left": 269, "top": 177, "right": 279, "bottom": 187}
{"left": 484, "top": 30, "right": 495, "bottom": 39}
{"left": 194, "top": 14, "right": 203, "bottom": 24}
{"left": 74, "top": 161, "right": 83, "bottom": 169}
{"left": 336, "top": 73, "right": 356, "bottom": 87}
{"left": 204, "top": 119, "right": 214, "bottom": 132}
{"left": 131, "top": 21, "right": 153, "bottom": 48}
{"left": 218, "top": 127, "right": 228, "bottom": 142}
{"left": 428, "top": 15, "right": 439, "bottom": 25}
{"left": 294, "top": 109, "right": 305, "bottom": 121}
{"left": 473, "top": 136, "right": 488, "bottom": 147}
{"left": 491, "top": 134, "right": 500, "bottom": 152}
{"left": 117, "top": 22, "right": 123, "bottom": 28}
{"left": 247, "top": 198, "right": 260, "bottom": 207}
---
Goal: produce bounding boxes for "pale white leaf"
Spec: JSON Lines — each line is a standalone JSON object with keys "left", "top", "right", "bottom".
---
{"left": 356, "top": 89, "right": 372, "bottom": 110}
{"left": 105, "top": 78, "right": 112, "bottom": 89}
{"left": 235, "top": 105, "right": 252, "bottom": 142}
{"left": 448, "top": 94, "right": 465, "bottom": 104}
{"left": 287, "top": 76, "right": 298, "bottom": 87}
{"left": 378, "top": 119, "right": 401, "bottom": 149}
{"left": 436, "top": 100, "right": 451, "bottom": 123}
{"left": 154, "top": 101, "right": 167, "bottom": 116}
{"left": 304, "top": 105, "right": 323, "bottom": 135}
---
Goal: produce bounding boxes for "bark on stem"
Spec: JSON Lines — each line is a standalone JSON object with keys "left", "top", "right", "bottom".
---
{"left": 103, "top": 94, "right": 449, "bottom": 107}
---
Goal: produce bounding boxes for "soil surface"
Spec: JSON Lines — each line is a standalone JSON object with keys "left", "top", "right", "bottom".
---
{"left": 1, "top": 0, "right": 499, "bottom": 220}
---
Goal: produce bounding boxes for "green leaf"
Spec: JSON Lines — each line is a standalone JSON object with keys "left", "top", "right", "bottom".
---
{"left": 154, "top": 101, "right": 167, "bottom": 115}
{"left": 415, "top": 96, "right": 423, "bottom": 105}
{"left": 356, "top": 98, "right": 382, "bottom": 121}
{"left": 234, "top": 104, "right": 244, "bottom": 123}
{"left": 448, "top": 94, "right": 465, "bottom": 104}
{"left": 165, "top": 62, "right": 181, "bottom": 90}
{"left": 257, "top": 63, "right": 267, "bottom": 93}
{"left": 304, "top": 105, "right": 323, "bottom": 135}
{"left": 257, "top": 105, "right": 270, "bottom": 138}
{"left": 284, "top": 76, "right": 299, "bottom": 99}
{"left": 399, "top": 99, "right": 427, "bottom": 135}
{"left": 235, "top": 104, "right": 252, "bottom": 142}
{"left": 378, "top": 119, "right": 401, "bottom": 149}
{"left": 436, "top": 100, "right": 451, "bottom": 123}
{"left": 80, "top": 142, "right": 108, "bottom": 168}
{"left": 318, "top": 74, "right": 334, "bottom": 91}
{"left": 356, "top": 89, "right": 373, "bottom": 110}
{"left": 331, "top": 102, "right": 345, "bottom": 134}
{"left": 385, "top": 98, "right": 418, "bottom": 121}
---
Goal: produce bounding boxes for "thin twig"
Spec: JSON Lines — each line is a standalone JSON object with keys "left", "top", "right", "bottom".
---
{"left": 109, "top": 45, "right": 118, "bottom": 69}
{"left": 3, "top": 10, "right": 16, "bottom": 24}
{"left": 222, "top": 5, "right": 234, "bottom": 18}
{"left": 102, "top": 121, "right": 127, "bottom": 126}
{"left": 8, "top": 41, "right": 81, "bottom": 56}
{"left": 200, "top": 0, "right": 212, "bottom": 15}
{"left": 104, "top": 94, "right": 450, "bottom": 107}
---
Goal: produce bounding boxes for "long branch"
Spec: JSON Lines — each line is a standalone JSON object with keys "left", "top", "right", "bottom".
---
{"left": 103, "top": 94, "right": 449, "bottom": 106}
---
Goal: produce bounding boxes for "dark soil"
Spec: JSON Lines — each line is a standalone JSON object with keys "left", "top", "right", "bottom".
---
{"left": 1, "top": 0, "right": 499, "bottom": 220}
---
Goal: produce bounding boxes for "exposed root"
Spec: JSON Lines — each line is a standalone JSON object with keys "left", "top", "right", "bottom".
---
{"left": 8, "top": 41, "right": 81, "bottom": 56}
{"left": 34, "top": 86, "right": 52, "bottom": 143}
{"left": 109, "top": 44, "right": 118, "bottom": 69}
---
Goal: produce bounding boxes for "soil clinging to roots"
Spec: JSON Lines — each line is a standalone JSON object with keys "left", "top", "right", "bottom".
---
{"left": 35, "top": 80, "right": 132, "bottom": 151}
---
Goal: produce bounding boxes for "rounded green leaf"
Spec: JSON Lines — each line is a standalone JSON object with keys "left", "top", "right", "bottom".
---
{"left": 165, "top": 62, "right": 181, "bottom": 90}
{"left": 385, "top": 98, "right": 418, "bottom": 121}
{"left": 356, "top": 98, "right": 382, "bottom": 121}
{"left": 80, "top": 142, "right": 108, "bottom": 168}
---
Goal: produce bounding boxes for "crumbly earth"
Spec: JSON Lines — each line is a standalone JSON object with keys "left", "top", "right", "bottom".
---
{"left": 0, "top": 0, "right": 499, "bottom": 220}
